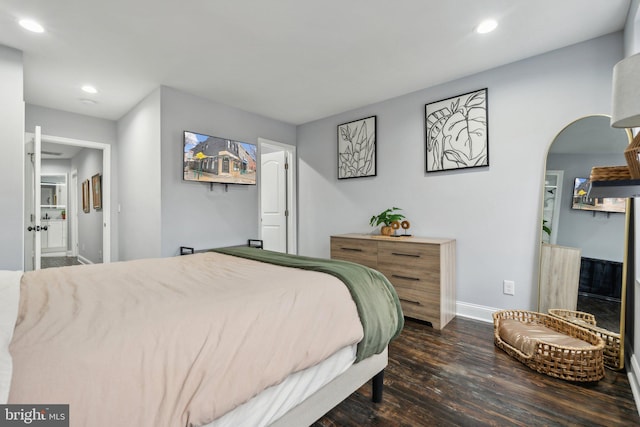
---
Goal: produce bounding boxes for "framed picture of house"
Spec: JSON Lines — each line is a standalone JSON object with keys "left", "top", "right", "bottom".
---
{"left": 337, "top": 115, "right": 376, "bottom": 179}
{"left": 92, "top": 173, "right": 102, "bottom": 210}
{"left": 82, "top": 180, "right": 90, "bottom": 213}
{"left": 425, "top": 88, "right": 489, "bottom": 173}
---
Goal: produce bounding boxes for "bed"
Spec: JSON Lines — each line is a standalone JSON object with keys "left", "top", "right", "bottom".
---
{"left": 1, "top": 247, "right": 403, "bottom": 426}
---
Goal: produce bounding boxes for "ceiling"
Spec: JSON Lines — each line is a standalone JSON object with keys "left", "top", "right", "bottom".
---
{"left": 0, "top": 0, "right": 631, "bottom": 125}
{"left": 40, "top": 141, "right": 84, "bottom": 160}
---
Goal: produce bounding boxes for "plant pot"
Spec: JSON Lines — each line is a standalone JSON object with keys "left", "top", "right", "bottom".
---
{"left": 380, "top": 225, "right": 394, "bottom": 236}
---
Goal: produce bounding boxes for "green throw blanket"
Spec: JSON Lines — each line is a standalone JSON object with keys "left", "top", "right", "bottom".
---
{"left": 212, "top": 247, "right": 404, "bottom": 362}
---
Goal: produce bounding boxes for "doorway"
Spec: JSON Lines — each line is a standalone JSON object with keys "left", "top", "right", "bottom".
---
{"left": 258, "top": 138, "right": 296, "bottom": 254}
{"left": 24, "top": 131, "right": 111, "bottom": 271}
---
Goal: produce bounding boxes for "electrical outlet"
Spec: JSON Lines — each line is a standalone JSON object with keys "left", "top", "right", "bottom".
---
{"left": 503, "top": 280, "right": 515, "bottom": 295}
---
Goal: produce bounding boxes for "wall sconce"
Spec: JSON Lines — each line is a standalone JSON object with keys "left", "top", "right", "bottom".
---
{"left": 611, "top": 52, "right": 640, "bottom": 178}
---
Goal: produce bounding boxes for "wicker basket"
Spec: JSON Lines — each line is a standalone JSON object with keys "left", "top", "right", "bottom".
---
{"left": 590, "top": 165, "right": 631, "bottom": 181}
{"left": 624, "top": 133, "right": 640, "bottom": 179}
{"left": 547, "top": 309, "right": 596, "bottom": 327}
{"left": 548, "top": 309, "right": 622, "bottom": 370}
{"left": 493, "top": 310, "right": 605, "bottom": 382}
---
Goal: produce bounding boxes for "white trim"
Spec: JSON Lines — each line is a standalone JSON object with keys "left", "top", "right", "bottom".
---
{"left": 41, "top": 252, "right": 66, "bottom": 257}
{"left": 34, "top": 127, "right": 41, "bottom": 270}
{"left": 70, "top": 169, "right": 78, "bottom": 257}
{"left": 627, "top": 279, "right": 640, "bottom": 416}
{"left": 456, "top": 301, "right": 497, "bottom": 323}
{"left": 77, "top": 255, "right": 93, "bottom": 265}
{"left": 25, "top": 132, "right": 111, "bottom": 264}
{"left": 258, "top": 138, "right": 297, "bottom": 254}
{"left": 627, "top": 341, "right": 640, "bottom": 416}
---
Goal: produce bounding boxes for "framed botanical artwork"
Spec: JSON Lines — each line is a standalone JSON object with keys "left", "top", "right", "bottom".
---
{"left": 82, "top": 180, "right": 90, "bottom": 213}
{"left": 337, "top": 115, "right": 376, "bottom": 179}
{"left": 425, "top": 88, "right": 489, "bottom": 173}
{"left": 92, "top": 173, "right": 102, "bottom": 210}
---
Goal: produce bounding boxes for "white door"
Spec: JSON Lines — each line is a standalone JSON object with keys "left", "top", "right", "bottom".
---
{"left": 260, "top": 151, "right": 287, "bottom": 252}
{"left": 543, "top": 170, "right": 563, "bottom": 244}
{"left": 24, "top": 126, "right": 43, "bottom": 271}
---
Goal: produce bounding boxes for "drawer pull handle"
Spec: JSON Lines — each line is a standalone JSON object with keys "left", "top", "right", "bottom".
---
{"left": 341, "top": 247, "right": 363, "bottom": 252}
{"left": 391, "top": 252, "right": 420, "bottom": 258}
{"left": 399, "top": 298, "right": 421, "bottom": 306}
{"left": 392, "top": 274, "right": 420, "bottom": 281}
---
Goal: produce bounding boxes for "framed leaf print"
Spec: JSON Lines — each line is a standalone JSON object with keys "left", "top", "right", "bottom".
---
{"left": 425, "top": 88, "right": 489, "bottom": 173}
{"left": 338, "top": 115, "right": 376, "bottom": 179}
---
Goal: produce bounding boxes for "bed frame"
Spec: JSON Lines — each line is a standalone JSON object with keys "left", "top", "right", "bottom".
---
{"left": 270, "top": 347, "right": 388, "bottom": 426}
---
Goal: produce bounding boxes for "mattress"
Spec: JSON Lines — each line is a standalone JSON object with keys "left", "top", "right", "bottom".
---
{"left": 207, "top": 344, "right": 357, "bottom": 427}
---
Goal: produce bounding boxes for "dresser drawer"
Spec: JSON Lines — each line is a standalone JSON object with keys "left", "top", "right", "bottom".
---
{"left": 330, "top": 236, "right": 378, "bottom": 269}
{"left": 393, "top": 281, "right": 441, "bottom": 325}
{"left": 379, "top": 265, "right": 440, "bottom": 294}
{"left": 378, "top": 241, "right": 439, "bottom": 260}
{"left": 377, "top": 242, "right": 440, "bottom": 286}
{"left": 398, "top": 296, "right": 440, "bottom": 323}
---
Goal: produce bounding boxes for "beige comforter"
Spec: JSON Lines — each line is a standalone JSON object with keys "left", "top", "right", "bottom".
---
{"left": 8, "top": 253, "right": 364, "bottom": 427}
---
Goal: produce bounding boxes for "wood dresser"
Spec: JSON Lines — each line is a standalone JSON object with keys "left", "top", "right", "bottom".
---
{"left": 330, "top": 234, "right": 456, "bottom": 329}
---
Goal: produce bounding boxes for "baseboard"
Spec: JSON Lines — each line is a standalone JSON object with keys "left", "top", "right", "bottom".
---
{"left": 41, "top": 251, "right": 67, "bottom": 257}
{"left": 627, "top": 344, "right": 640, "bottom": 417}
{"left": 77, "top": 255, "right": 93, "bottom": 265}
{"left": 456, "top": 301, "right": 496, "bottom": 323}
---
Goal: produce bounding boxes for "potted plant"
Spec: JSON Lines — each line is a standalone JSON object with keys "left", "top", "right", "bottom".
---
{"left": 61, "top": 209, "right": 66, "bottom": 220}
{"left": 542, "top": 219, "right": 551, "bottom": 240}
{"left": 369, "top": 207, "right": 405, "bottom": 236}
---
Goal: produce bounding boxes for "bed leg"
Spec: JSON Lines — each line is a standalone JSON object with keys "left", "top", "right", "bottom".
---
{"left": 372, "top": 370, "right": 384, "bottom": 403}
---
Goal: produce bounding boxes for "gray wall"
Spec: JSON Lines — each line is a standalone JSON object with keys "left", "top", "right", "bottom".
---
{"left": 72, "top": 148, "right": 103, "bottom": 263}
{"left": 26, "top": 104, "right": 117, "bottom": 144}
{"left": 116, "top": 88, "right": 162, "bottom": 261}
{"left": 159, "top": 86, "right": 297, "bottom": 257}
{"left": 296, "top": 32, "right": 623, "bottom": 312}
{"left": 547, "top": 153, "right": 626, "bottom": 262}
{"left": 0, "top": 46, "right": 24, "bottom": 270}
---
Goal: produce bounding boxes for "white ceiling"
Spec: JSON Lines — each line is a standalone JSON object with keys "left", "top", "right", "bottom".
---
{"left": 0, "top": 0, "right": 631, "bottom": 125}
{"left": 41, "top": 141, "right": 84, "bottom": 160}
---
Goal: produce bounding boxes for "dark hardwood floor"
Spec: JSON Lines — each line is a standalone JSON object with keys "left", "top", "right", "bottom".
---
{"left": 41, "top": 256, "right": 82, "bottom": 269}
{"left": 313, "top": 317, "right": 639, "bottom": 427}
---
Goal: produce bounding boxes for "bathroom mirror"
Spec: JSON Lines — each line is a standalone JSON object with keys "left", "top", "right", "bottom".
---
{"left": 538, "top": 114, "right": 631, "bottom": 369}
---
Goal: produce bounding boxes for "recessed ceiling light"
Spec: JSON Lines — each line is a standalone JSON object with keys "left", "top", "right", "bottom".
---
{"left": 79, "top": 98, "right": 98, "bottom": 105}
{"left": 19, "top": 19, "right": 45, "bottom": 33}
{"left": 476, "top": 19, "right": 498, "bottom": 34}
{"left": 81, "top": 85, "right": 98, "bottom": 94}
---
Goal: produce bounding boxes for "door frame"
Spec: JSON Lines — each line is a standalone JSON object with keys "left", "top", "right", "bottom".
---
{"left": 23, "top": 129, "right": 41, "bottom": 270}
{"left": 25, "top": 132, "right": 111, "bottom": 265}
{"left": 70, "top": 169, "right": 79, "bottom": 257}
{"left": 258, "top": 138, "right": 297, "bottom": 254}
